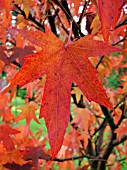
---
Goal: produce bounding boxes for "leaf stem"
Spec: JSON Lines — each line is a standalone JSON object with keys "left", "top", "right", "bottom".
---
{"left": 65, "top": 21, "right": 73, "bottom": 48}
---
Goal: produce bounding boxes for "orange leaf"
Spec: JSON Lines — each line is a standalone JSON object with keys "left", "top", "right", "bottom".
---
{"left": 0, "top": 0, "right": 12, "bottom": 17}
{"left": 0, "top": 149, "right": 26, "bottom": 166}
{"left": 70, "top": 0, "right": 81, "bottom": 15}
{"left": 23, "top": 0, "right": 30, "bottom": 18}
{"left": 115, "top": 121, "right": 127, "bottom": 141}
{"left": 0, "top": 60, "right": 5, "bottom": 74}
{"left": 71, "top": 108, "right": 92, "bottom": 131}
{"left": 15, "top": 101, "right": 40, "bottom": 135}
{"left": 14, "top": 0, "right": 35, "bottom": 18}
{"left": 9, "top": 28, "right": 120, "bottom": 158}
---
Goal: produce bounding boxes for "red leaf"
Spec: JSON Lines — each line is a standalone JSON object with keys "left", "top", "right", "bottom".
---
{"left": 0, "top": 124, "right": 20, "bottom": 151}
{"left": 4, "top": 163, "right": 32, "bottom": 170}
{"left": 68, "top": 0, "right": 82, "bottom": 15}
{"left": 0, "top": 46, "right": 9, "bottom": 65}
{"left": 24, "top": 145, "right": 51, "bottom": 168}
{"left": 98, "top": 0, "right": 124, "bottom": 42}
{"left": 9, "top": 46, "right": 35, "bottom": 66}
{"left": 9, "top": 28, "right": 120, "bottom": 158}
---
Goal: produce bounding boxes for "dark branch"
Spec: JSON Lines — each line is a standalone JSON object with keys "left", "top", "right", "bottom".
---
{"left": 77, "top": 0, "right": 90, "bottom": 25}
{"left": 14, "top": 4, "right": 45, "bottom": 31}
{"left": 47, "top": 9, "right": 58, "bottom": 36}
{"left": 96, "top": 56, "right": 104, "bottom": 69}
{"left": 113, "top": 135, "right": 127, "bottom": 146}
{"left": 112, "top": 34, "right": 127, "bottom": 46}
{"left": 101, "top": 105, "right": 116, "bottom": 131}
{"left": 53, "top": 154, "right": 92, "bottom": 162}
{"left": 115, "top": 16, "right": 127, "bottom": 29}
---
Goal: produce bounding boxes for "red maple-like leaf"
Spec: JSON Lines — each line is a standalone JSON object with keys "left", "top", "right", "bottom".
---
{"left": 0, "top": 124, "right": 20, "bottom": 151}
{"left": 24, "top": 145, "right": 51, "bottom": 168}
{"left": 9, "top": 28, "right": 120, "bottom": 158}
{"left": 9, "top": 46, "right": 35, "bottom": 66}
{"left": 4, "top": 163, "right": 32, "bottom": 170}
{"left": 0, "top": 46, "right": 9, "bottom": 65}
{"left": 97, "top": 0, "right": 124, "bottom": 42}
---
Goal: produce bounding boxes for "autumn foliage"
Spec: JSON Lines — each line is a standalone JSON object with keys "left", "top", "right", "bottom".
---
{"left": 0, "top": 0, "right": 127, "bottom": 169}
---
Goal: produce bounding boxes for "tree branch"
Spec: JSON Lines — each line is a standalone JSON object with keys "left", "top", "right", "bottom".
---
{"left": 52, "top": 0, "right": 80, "bottom": 38}
{"left": 50, "top": 2, "right": 69, "bottom": 35}
{"left": 113, "top": 134, "right": 127, "bottom": 146}
{"left": 77, "top": 0, "right": 90, "bottom": 25}
{"left": 91, "top": 119, "right": 106, "bottom": 137}
{"left": 101, "top": 105, "right": 116, "bottom": 131}
{"left": 53, "top": 154, "right": 93, "bottom": 162}
{"left": 14, "top": 4, "right": 45, "bottom": 31}
{"left": 47, "top": 9, "right": 58, "bottom": 36}
{"left": 96, "top": 56, "right": 104, "bottom": 69}
{"left": 112, "top": 34, "right": 127, "bottom": 46}
{"left": 115, "top": 16, "right": 127, "bottom": 29}
{"left": 97, "top": 133, "right": 116, "bottom": 170}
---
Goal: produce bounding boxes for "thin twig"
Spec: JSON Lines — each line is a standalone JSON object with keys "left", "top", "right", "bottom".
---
{"left": 14, "top": 4, "right": 45, "bottom": 31}
{"left": 65, "top": 21, "right": 73, "bottom": 47}
{"left": 113, "top": 134, "right": 127, "bottom": 146}
{"left": 112, "top": 35, "right": 127, "bottom": 46}
{"left": 91, "top": 119, "right": 106, "bottom": 137}
{"left": 50, "top": 2, "right": 69, "bottom": 35}
{"left": 53, "top": 154, "right": 92, "bottom": 162}
{"left": 77, "top": 0, "right": 90, "bottom": 25}
{"left": 115, "top": 16, "right": 127, "bottom": 29}
{"left": 96, "top": 56, "right": 104, "bottom": 69}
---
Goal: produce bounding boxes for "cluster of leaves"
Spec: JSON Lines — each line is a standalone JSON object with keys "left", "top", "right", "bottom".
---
{"left": 0, "top": 0, "right": 127, "bottom": 169}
